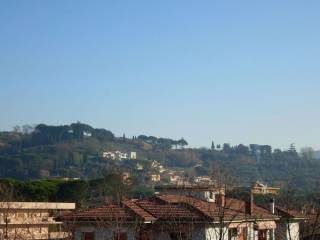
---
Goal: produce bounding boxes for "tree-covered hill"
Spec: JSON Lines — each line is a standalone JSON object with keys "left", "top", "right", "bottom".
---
{"left": 0, "top": 122, "right": 320, "bottom": 194}
{"left": 0, "top": 122, "right": 188, "bottom": 179}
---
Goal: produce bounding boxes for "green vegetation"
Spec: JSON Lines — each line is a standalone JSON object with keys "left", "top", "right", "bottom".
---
{"left": 0, "top": 176, "right": 154, "bottom": 208}
{"left": 0, "top": 122, "right": 186, "bottom": 180}
{"left": 0, "top": 122, "right": 320, "bottom": 196}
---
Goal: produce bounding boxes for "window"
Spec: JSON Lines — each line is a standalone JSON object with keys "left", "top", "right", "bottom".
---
{"left": 82, "top": 232, "right": 95, "bottom": 240}
{"left": 210, "top": 192, "right": 214, "bottom": 199}
{"left": 113, "top": 231, "right": 128, "bottom": 240}
{"left": 228, "top": 228, "right": 238, "bottom": 240}
{"left": 258, "top": 230, "right": 267, "bottom": 240}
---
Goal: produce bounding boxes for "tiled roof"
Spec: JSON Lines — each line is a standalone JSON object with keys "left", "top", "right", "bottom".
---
{"left": 154, "top": 184, "right": 217, "bottom": 191}
{"left": 157, "top": 195, "right": 245, "bottom": 221}
{"left": 252, "top": 204, "right": 276, "bottom": 219}
{"left": 61, "top": 195, "right": 279, "bottom": 223}
{"left": 133, "top": 198, "right": 206, "bottom": 221}
{"left": 157, "top": 195, "right": 276, "bottom": 221}
{"left": 275, "top": 206, "right": 306, "bottom": 219}
{"left": 122, "top": 200, "right": 157, "bottom": 222}
{"left": 60, "top": 204, "right": 135, "bottom": 221}
{"left": 225, "top": 198, "right": 275, "bottom": 219}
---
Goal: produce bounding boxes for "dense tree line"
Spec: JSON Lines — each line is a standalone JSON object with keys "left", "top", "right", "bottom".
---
{"left": 137, "top": 135, "right": 188, "bottom": 149}
{"left": 0, "top": 123, "right": 188, "bottom": 180}
{"left": 30, "top": 123, "right": 114, "bottom": 145}
{"left": 0, "top": 175, "right": 154, "bottom": 208}
{"left": 0, "top": 122, "right": 320, "bottom": 195}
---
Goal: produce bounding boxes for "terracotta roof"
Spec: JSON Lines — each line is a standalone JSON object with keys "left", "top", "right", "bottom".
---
{"left": 227, "top": 198, "right": 276, "bottom": 219}
{"left": 134, "top": 198, "right": 206, "bottom": 221}
{"left": 157, "top": 195, "right": 276, "bottom": 221}
{"left": 275, "top": 206, "right": 306, "bottom": 219}
{"left": 61, "top": 195, "right": 279, "bottom": 223}
{"left": 252, "top": 204, "right": 276, "bottom": 219}
{"left": 154, "top": 184, "right": 217, "bottom": 191}
{"left": 122, "top": 200, "right": 157, "bottom": 222}
{"left": 60, "top": 204, "right": 135, "bottom": 221}
{"left": 157, "top": 195, "right": 245, "bottom": 221}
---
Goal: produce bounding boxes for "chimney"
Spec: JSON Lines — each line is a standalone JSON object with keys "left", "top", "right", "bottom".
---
{"left": 216, "top": 189, "right": 226, "bottom": 207}
{"left": 245, "top": 192, "right": 253, "bottom": 215}
{"left": 269, "top": 198, "right": 275, "bottom": 214}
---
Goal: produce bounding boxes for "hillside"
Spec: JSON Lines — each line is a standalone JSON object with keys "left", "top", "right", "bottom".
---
{"left": 1, "top": 122, "right": 320, "bottom": 194}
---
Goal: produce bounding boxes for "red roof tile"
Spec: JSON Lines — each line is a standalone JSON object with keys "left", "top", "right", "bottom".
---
{"left": 157, "top": 195, "right": 276, "bottom": 221}
{"left": 157, "top": 195, "right": 244, "bottom": 221}
{"left": 61, "top": 195, "right": 279, "bottom": 223}
{"left": 134, "top": 198, "right": 205, "bottom": 221}
{"left": 61, "top": 204, "right": 135, "bottom": 221}
{"left": 122, "top": 200, "right": 157, "bottom": 222}
{"left": 275, "top": 206, "right": 306, "bottom": 219}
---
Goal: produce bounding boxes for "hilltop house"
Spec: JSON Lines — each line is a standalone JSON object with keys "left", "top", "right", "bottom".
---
{"left": 60, "top": 184, "right": 304, "bottom": 240}
{"left": 151, "top": 160, "right": 166, "bottom": 173}
{"left": 102, "top": 151, "right": 127, "bottom": 160}
{"left": 102, "top": 151, "right": 137, "bottom": 160}
{"left": 136, "top": 163, "right": 144, "bottom": 170}
{"left": 0, "top": 201, "right": 75, "bottom": 240}
{"left": 130, "top": 152, "right": 137, "bottom": 160}
{"left": 251, "top": 182, "right": 280, "bottom": 195}
{"left": 150, "top": 173, "right": 161, "bottom": 182}
{"left": 160, "top": 170, "right": 186, "bottom": 184}
{"left": 194, "top": 176, "right": 215, "bottom": 185}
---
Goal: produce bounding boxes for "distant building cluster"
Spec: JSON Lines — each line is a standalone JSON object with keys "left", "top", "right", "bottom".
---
{"left": 102, "top": 151, "right": 137, "bottom": 160}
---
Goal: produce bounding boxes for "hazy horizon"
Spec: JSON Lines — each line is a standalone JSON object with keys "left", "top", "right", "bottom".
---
{"left": 1, "top": 1, "right": 319, "bottom": 150}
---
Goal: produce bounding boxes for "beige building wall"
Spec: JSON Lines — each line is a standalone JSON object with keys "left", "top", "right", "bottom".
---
{"left": 0, "top": 202, "right": 75, "bottom": 240}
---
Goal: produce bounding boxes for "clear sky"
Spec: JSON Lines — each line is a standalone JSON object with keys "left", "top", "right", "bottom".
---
{"left": 0, "top": 1, "right": 319, "bottom": 150}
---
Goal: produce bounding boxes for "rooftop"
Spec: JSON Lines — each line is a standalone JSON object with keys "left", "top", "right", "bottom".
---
{"left": 61, "top": 195, "right": 282, "bottom": 223}
{"left": 154, "top": 183, "right": 219, "bottom": 191}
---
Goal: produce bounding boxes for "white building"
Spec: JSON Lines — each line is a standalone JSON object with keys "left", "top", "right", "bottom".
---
{"left": 151, "top": 160, "right": 166, "bottom": 173}
{"left": 102, "top": 151, "right": 116, "bottom": 159}
{"left": 102, "top": 151, "right": 135, "bottom": 160}
{"left": 118, "top": 151, "right": 128, "bottom": 159}
{"left": 136, "top": 163, "right": 144, "bottom": 170}
{"left": 130, "top": 152, "right": 137, "bottom": 160}
{"left": 83, "top": 131, "right": 92, "bottom": 137}
{"left": 169, "top": 175, "right": 183, "bottom": 184}
{"left": 102, "top": 151, "right": 127, "bottom": 160}
{"left": 150, "top": 174, "right": 161, "bottom": 182}
{"left": 194, "top": 176, "right": 215, "bottom": 185}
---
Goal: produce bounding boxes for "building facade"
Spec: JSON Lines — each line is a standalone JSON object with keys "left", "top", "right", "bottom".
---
{"left": 0, "top": 201, "right": 75, "bottom": 240}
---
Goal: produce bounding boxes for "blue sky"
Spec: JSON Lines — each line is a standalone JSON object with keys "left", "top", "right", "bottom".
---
{"left": 0, "top": 1, "right": 319, "bottom": 150}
